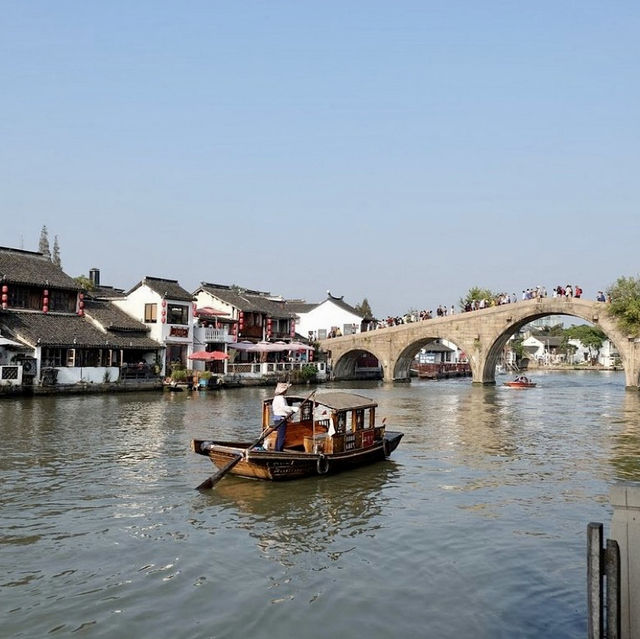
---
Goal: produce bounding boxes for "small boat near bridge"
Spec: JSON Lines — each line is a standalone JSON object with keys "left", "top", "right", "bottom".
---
{"left": 504, "top": 376, "right": 537, "bottom": 389}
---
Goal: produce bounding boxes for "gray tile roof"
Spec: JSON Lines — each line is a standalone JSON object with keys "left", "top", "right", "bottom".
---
{"left": 197, "top": 282, "right": 294, "bottom": 318}
{"left": 91, "top": 286, "right": 126, "bottom": 299}
{"left": 0, "top": 246, "right": 81, "bottom": 290}
{"left": 423, "top": 342, "right": 454, "bottom": 352}
{"left": 84, "top": 299, "right": 151, "bottom": 332}
{"left": 0, "top": 310, "right": 161, "bottom": 350}
{"left": 127, "top": 276, "right": 193, "bottom": 302}
{"left": 285, "top": 300, "right": 318, "bottom": 314}
{"left": 324, "top": 294, "right": 361, "bottom": 317}
{"left": 530, "top": 335, "right": 564, "bottom": 347}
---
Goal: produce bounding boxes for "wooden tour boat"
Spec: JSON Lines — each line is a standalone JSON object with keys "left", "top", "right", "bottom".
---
{"left": 192, "top": 391, "right": 403, "bottom": 482}
{"left": 504, "top": 376, "right": 537, "bottom": 388}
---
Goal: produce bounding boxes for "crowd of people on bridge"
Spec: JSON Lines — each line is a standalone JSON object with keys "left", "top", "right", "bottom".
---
{"left": 356, "top": 283, "right": 610, "bottom": 333}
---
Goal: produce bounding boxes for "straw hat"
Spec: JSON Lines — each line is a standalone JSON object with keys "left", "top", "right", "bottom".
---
{"left": 274, "top": 382, "right": 291, "bottom": 395}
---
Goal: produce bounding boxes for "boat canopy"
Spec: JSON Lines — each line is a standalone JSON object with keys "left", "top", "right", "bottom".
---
{"left": 283, "top": 391, "right": 377, "bottom": 411}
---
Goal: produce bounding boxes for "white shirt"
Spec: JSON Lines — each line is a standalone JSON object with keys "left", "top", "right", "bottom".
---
{"left": 272, "top": 394, "right": 294, "bottom": 417}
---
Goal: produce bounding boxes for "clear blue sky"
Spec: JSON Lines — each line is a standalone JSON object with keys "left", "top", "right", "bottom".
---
{"left": 2, "top": 1, "right": 639, "bottom": 317}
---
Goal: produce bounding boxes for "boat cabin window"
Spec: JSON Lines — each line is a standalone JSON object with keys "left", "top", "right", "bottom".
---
{"left": 300, "top": 401, "right": 313, "bottom": 421}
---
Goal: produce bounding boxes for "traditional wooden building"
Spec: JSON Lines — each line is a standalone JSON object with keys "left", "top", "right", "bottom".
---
{"left": 193, "top": 283, "right": 296, "bottom": 343}
{"left": 114, "top": 276, "right": 194, "bottom": 374}
{"left": 0, "top": 247, "right": 162, "bottom": 389}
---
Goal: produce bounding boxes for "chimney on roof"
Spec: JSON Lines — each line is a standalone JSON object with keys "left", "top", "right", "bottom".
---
{"left": 89, "top": 268, "right": 100, "bottom": 289}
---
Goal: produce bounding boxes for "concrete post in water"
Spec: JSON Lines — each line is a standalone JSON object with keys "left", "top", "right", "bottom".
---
{"left": 610, "top": 482, "right": 640, "bottom": 639}
{"left": 587, "top": 522, "right": 603, "bottom": 639}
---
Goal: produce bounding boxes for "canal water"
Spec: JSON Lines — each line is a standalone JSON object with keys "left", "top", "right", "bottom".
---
{"left": 2, "top": 371, "right": 639, "bottom": 638}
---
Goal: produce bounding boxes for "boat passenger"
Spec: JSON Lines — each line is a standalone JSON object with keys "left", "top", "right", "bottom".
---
{"left": 272, "top": 382, "right": 297, "bottom": 451}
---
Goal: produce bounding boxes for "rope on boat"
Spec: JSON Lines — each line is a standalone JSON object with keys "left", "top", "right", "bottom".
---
{"left": 316, "top": 453, "right": 329, "bottom": 475}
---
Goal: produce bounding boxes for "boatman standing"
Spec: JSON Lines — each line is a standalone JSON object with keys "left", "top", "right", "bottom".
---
{"left": 272, "top": 382, "right": 297, "bottom": 451}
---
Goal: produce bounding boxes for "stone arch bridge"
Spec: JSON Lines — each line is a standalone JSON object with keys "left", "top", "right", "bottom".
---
{"left": 319, "top": 298, "right": 640, "bottom": 389}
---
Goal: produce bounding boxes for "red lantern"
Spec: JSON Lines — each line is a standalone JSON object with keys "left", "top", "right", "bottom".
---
{"left": 1, "top": 285, "right": 7, "bottom": 310}
{"left": 43, "top": 305, "right": 49, "bottom": 313}
{"left": 43, "top": 289, "right": 49, "bottom": 297}
{"left": 266, "top": 318, "right": 272, "bottom": 338}
{"left": 1, "top": 285, "right": 7, "bottom": 293}
{"left": 309, "top": 349, "right": 314, "bottom": 362}
{"left": 290, "top": 320, "right": 296, "bottom": 338}
{"left": 79, "top": 292, "right": 84, "bottom": 300}
{"left": 238, "top": 311, "right": 244, "bottom": 331}
{"left": 162, "top": 299, "right": 167, "bottom": 308}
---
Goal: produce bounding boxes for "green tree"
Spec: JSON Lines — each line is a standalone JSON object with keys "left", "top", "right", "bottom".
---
{"left": 510, "top": 336, "right": 526, "bottom": 363}
{"left": 563, "top": 324, "right": 606, "bottom": 362}
{"left": 38, "top": 225, "right": 51, "bottom": 259}
{"left": 354, "top": 298, "right": 373, "bottom": 318}
{"left": 52, "top": 235, "right": 62, "bottom": 267}
{"left": 74, "top": 275, "right": 95, "bottom": 291}
{"left": 459, "top": 286, "right": 496, "bottom": 310}
{"left": 607, "top": 275, "right": 640, "bottom": 336}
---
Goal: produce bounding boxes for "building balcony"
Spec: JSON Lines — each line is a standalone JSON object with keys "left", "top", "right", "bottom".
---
{"left": 203, "top": 327, "right": 234, "bottom": 343}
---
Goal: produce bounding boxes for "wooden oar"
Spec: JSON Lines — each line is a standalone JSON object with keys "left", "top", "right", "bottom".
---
{"left": 196, "top": 389, "right": 317, "bottom": 490}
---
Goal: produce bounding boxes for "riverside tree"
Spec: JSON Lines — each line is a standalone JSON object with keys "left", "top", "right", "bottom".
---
{"left": 354, "top": 298, "right": 373, "bottom": 318}
{"left": 607, "top": 276, "right": 640, "bottom": 337}
{"left": 459, "top": 286, "right": 496, "bottom": 310}
{"left": 563, "top": 324, "right": 606, "bottom": 363}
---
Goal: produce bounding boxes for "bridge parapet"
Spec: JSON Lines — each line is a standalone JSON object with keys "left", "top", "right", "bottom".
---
{"left": 318, "top": 298, "right": 640, "bottom": 389}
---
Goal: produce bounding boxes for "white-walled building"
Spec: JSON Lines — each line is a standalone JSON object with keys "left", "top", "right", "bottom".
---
{"left": 289, "top": 293, "right": 364, "bottom": 341}
{"left": 522, "top": 334, "right": 620, "bottom": 367}
{"left": 0, "top": 249, "right": 162, "bottom": 388}
{"left": 114, "top": 276, "right": 194, "bottom": 374}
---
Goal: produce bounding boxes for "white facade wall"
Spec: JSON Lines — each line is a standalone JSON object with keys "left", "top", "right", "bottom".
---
{"left": 54, "top": 366, "right": 120, "bottom": 384}
{"left": 194, "top": 291, "right": 237, "bottom": 322}
{"left": 522, "top": 336, "right": 545, "bottom": 360}
{"left": 525, "top": 337, "right": 619, "bottom": 366}
{"left": 296, "top": 301, "right": 362, "bottom": 341}
{"left": 114, "top": 284, "right": 193, "bottom": 373}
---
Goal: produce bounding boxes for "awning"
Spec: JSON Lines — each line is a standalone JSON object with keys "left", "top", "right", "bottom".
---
{"left": 286, "top": 341, "right": 314, "bottom": 351}
{"left": 188, "top": 350, "right": 229, "bottom": 361}
{"left": 228, "top": 340, "right": 313, "bottom": 353}
{"left": 228, "top": 341, "right": 285, "bottom": 352}
{"left": 0, "top": 337, "right": 28, "bottom": 348}
{"left": 195, "top": 307, "right": 230, "bottom": 317}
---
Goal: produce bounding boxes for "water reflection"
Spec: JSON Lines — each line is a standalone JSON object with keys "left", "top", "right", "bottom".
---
{"left": 192, "top": 462, "right": 401, "bottom": 562}
{"left": 2, "top": 375, "right": 640, "bottom": 638}
{"left": 610, "top": 391, "right": 640, "bottom": 480}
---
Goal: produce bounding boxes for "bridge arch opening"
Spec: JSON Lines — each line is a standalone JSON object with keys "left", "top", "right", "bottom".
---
{"left": 484, "top": 311, "right": 626, "bottom": 384}
{"left": 394, "top": 337, "right": 470, "bottom": 381}
{"left": 332, "top": 349, "right": 383, "bottom": 380}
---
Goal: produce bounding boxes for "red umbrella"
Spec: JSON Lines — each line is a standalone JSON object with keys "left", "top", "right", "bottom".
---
{"left": 188, "top": 350, "right": 229, "bottom": 361}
